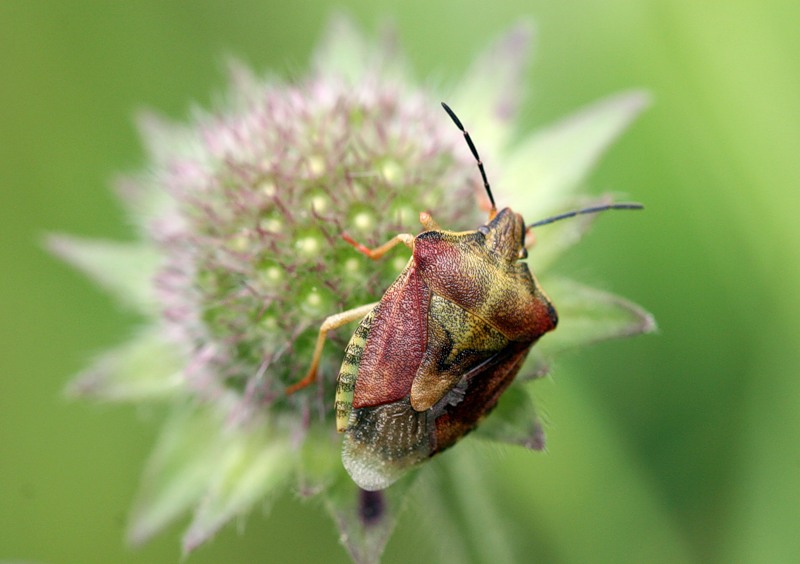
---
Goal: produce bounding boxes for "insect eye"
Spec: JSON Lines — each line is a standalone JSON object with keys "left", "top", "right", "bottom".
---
{"left": 478, "top": 225, "right": 490, "bottom": 236}
{"left": 518, "top": 247, "right": 528, "bottom": 260}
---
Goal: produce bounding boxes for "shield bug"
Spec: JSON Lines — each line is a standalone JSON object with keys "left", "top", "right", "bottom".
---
{"left": 287, "top": 102, "right": 643, "bottom": 491}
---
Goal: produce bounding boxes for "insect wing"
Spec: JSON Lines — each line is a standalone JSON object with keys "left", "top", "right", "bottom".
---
{"left": 351, "top": 262, "right": 431, "bottom": 410}
{"left": 432, "top": 340, "right": 533, "bottom": 453}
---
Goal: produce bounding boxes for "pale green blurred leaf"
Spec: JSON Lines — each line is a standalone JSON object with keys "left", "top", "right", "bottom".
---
{"left": 66, "top": 327, "right": 184, "bottom": 401}
{"left": 127, "top": 405, "right": 229, "bottom": 545}
{"left": 450, "top": 22, "right": 534, "bottom": 156}
{"left": 224, "top": 57, "right": 265, "bottom": 108}
{"left": 312, "top": 14, "right": 370, "bottom": 83}
{"left": 424, "top": 448, "right": 518, "bottom": 564}
{"left": 529, "top": 195, "right": 616, "bottom": 271}
{"left": 182, "top": 426, "right": 292, "bottom": 553}
{"left": 134, "top": 110, "right": 196, "bottom": 166}
{"left": 411, "top": 474, "right": 471, "bottom": 564}
{"left": 295, "top": 425, "right": 343, "bottom": 496}
{"left": 475, "top": 385, "right": 545, "bottom": 451}
{"left": 312, "top": 14, "right": 409, "bottom": 85}
{"left": 46, "top": 235, "right": 159, "bottom": 314}
{"left": 503, "top": 91, "right": 649, "bottom": 220}
{"left": 324, "top": 473, "right": 414, "bottom": 564}
{"left": 535, "top": 277, "right": 656, "bottom": 360}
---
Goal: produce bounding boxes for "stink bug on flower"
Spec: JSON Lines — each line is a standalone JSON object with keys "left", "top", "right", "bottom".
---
{"left": 287, "top": 103, "right": 643, "bottom": 491}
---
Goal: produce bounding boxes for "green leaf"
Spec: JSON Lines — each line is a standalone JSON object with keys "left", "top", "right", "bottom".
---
{"left": 312, "top": 14, "right": 370, "bottom": 83}
{"left": 503, "top": 91, "right": 650, "bottom": 220}
{"left": 134, "top": 110, "right": 194, "bottom": 165}
{"left": 311, "top": 14, "right": 409, "bottom": 86}
{"left": 224, "top": 57, "right": 264, "bottom": 108}
{"left": 475, "top": 385, "right": 545, "bottom": 451}
{"left": 66, "top": 326, "right": 184, "bottom": 402}
{"left": 324, "top": 471, "right": 415, "bottom": 564}
{"left": 127, "top": 405, "right": 229, "bottom": 545}
{"left": 410, "top": 472, "right": 471, "bottom": 564}
{"left": 450, "top": 22, "right": 535, "bottom": 156}
{"left": 46, "top": 235, "right": 159, "bottom": 314}
{"left": 529, "top": 195, "right": 618, "bottom": 271}
{"left": 534, "top": 277, "right": 656, "bottom": 360}
{"left": 423, "top": 448, "right": 519, "bottom": 564}
{"left": 295, "top": 425, "right": 343, "bottom": 497}
{"left": 182, "top": 422, "right": 292, "bottom": 553}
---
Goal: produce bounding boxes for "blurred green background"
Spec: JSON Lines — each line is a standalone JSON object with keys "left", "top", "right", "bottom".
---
{"left": 2, "top": 1, "right": 799, "bottom": 562}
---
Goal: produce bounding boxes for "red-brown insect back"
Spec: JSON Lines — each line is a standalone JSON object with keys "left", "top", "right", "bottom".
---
{"left": 288, "top": 102, "right": 643, "bottom": 491}
{"left": 351, "top": 264, "right": 430, "bottom": 410}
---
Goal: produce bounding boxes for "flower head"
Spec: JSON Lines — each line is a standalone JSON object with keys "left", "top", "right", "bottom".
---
{"left": 50, "top": 16, "right": 654, "bottom": 563}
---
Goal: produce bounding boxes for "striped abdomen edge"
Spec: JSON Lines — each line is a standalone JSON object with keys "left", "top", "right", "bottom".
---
{"left": 334, "top": 306, "right": 377, "bottom": 432}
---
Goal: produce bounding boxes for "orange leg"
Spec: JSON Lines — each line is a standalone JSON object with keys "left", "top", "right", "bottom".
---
{"left": 341, "top": 210, "right": 443, "bottom": 260}
{"left": 285, "top": 303, "right": 377, "bottom": 394}
{"left": 341, "top": 232, "right": 414, "bottom": 260}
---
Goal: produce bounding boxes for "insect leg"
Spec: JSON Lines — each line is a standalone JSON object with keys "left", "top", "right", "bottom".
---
{"left": 341, "top": 232, "right": 414, "bottom": 260}
{"left": 285, "top": 302, "right": 378, "bottom": 394}
{"left": 418, "top": 212, "right": 441, "bottom": 231}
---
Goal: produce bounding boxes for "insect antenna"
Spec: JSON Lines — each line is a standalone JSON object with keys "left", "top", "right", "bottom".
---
{"left": 528, "top": 202, "right": 644, "bottom": 229}
{"left": 441, "top": 102, "right": 496, "bottom": 212}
